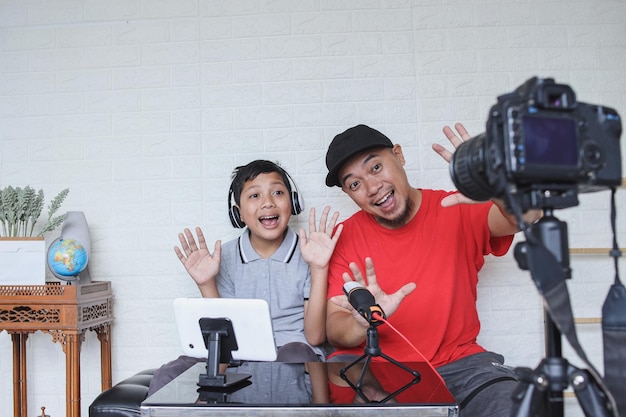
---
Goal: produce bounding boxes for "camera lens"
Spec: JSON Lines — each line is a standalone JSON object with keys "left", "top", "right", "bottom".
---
{"left": 449, "top": 133, "right": 496, "bottom": 201}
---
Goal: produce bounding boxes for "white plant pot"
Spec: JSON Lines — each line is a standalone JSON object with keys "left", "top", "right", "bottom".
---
{"left": 0, "top": 237, "right": 46, "bottom": 286}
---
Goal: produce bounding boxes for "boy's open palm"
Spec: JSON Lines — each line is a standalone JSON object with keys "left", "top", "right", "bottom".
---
{"left": 299, "top": 206, "right": 343, "bottom": 270}
{"left": 174, "top": 227, "right": 221, "bottom": 286}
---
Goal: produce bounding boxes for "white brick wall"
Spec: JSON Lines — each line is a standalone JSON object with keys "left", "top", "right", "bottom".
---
{"left": 0, "top": 1, "right": 624, "bottom": 416}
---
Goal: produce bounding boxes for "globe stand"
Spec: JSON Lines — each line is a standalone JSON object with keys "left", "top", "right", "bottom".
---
{"left": 63, "top": 268, "right": 91, "bottom": 286}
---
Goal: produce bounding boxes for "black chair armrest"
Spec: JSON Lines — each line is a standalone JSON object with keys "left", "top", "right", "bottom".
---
{"left": 89, "top": 369, "right": 155, "bottom": 417}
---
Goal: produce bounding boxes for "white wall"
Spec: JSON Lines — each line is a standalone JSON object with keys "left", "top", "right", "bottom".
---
{"left": 1, "top": 1, "right": 624, "bottom": 416}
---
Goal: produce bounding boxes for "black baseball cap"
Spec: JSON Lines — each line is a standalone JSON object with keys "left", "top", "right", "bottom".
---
{"left": 325, "top": 124, "right": 393, "bottom": 187}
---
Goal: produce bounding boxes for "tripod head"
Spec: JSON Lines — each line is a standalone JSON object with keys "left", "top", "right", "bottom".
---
{"left": 514, "top": 208, "right": 570, "bottom": 278}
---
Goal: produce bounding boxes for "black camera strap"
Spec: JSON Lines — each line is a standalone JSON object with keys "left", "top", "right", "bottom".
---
{"left": 602, "top": 282, "right": 626, "bottom": 416}
{"left": 524, "top": 239, "right": 595, "bottom": 370}
{"left": 601, "top": 188, "right": 626, "bottom": 417}
{"left": 524, "top": 238, "right": 618, "bottom": 415}
{"left": 506, "top": 184, "right": 619, "bottom": 416}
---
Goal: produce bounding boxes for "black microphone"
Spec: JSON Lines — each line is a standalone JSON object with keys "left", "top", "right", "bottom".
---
{"left": 343, "top": 281, "right": 386, "bottom": 324}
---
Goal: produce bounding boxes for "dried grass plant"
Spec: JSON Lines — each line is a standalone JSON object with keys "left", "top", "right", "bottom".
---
{"left": 0, "top": 186, "right": 69, "bottom": 237}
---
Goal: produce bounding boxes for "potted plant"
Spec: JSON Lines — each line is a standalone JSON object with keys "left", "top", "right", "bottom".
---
{"left": 0, "top": 186, "right": 69, "bottom": 285}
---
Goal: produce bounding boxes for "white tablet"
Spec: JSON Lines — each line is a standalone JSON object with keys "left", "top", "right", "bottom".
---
{"left": 173, "top": 297, "right": 277, "bottom": 362}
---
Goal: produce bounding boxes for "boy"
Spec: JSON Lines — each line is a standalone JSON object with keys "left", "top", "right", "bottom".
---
{"left": 148, "top": 160, "right": 342, "bottom": 395}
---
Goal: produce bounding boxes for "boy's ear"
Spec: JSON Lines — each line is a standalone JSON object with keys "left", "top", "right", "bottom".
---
{"left": 291, "top": 190, "right": 303, "bottom": 215}
{"left": 228, "top": 185, "right": 246, "bottom": 228}
{"left": 282, "top": 169, "right": 303, "bottom": 215}
{"left": 229, "top": 203, "right": 246, "bottom": 229}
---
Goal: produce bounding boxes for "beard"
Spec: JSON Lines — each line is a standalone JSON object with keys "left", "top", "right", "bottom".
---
{"left": 375, "top": 197, "right": 414, "bottom": 228}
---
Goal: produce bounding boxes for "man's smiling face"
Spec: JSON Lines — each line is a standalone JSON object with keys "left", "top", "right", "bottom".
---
{"left": 339, "top": 144, "right": 415, "bottom": 228}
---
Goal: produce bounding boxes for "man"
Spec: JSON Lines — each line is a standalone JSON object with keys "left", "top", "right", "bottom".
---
{"left": 324, "top": 124, "right": 540, "bottom": 416}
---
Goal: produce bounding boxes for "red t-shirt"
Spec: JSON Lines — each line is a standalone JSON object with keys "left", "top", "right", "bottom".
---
{"left": 327, "top": 189, "right": 513, "bottom": 367}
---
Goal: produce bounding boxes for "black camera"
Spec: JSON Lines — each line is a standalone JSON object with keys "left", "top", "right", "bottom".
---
{"left": 450, "top": 77, "right": 622, "bottom": 212}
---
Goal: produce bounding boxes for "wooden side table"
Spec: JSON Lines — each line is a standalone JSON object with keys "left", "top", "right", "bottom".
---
{"left": 0, "top": 281, "right": 113, "bottom": 417}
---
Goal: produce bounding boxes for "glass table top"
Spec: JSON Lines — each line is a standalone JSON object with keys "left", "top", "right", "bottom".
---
{"left": 142, "top": 359, "right": 458, "bottom": 417}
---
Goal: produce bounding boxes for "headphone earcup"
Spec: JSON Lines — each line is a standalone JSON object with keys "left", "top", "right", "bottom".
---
{"left": 229, "top": 205, "right": 246, "bottom": 228}
{"left": 291, "top": 191, "right": 304, "bottom": 215}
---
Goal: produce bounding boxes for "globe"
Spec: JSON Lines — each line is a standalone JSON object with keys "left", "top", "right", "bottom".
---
{"left": 47, "top": 238, "right": 88, "bottom": 279}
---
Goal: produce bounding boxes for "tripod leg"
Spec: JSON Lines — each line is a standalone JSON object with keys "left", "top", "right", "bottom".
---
{"left": 356, "top": 355, "right": 373, "bottom": 390}
{"left": 511, "top": 380, "right": 543, "bottom": 417}
{"left": 379, "top": 352, "right": 421, "bottom": 378}
{"left": 569, "top": 369, "right": 615, "bottom": 417}
{"left": 339, "top": 353, "right": 368, "bottom": 378}
{"left": 339, "top": 354, "right": 374, "bottom": 403}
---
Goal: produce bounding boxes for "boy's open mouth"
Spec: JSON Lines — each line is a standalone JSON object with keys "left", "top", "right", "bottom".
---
{"left": 259, "top": 215, "right": 279, "bottom": 226}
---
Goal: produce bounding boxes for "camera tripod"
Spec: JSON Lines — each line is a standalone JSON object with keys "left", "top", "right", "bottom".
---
{"left": 339, "top": 319, "right": 421, "bottom": 403}
{"left": 510, "top": 208, "right": 616, "bottom": 417}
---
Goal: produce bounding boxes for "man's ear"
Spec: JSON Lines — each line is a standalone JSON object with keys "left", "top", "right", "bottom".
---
{"left": 391, "top": 144, "right": 406, "bottom": 166}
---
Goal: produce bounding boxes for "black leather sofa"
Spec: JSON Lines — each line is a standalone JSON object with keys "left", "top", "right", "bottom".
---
{"left": 89, "top": 369, "right": 155, "bottom": 417}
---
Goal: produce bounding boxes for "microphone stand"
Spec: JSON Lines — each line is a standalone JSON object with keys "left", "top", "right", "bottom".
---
{"left": 339, "top": 317, "right": 421, "bottom": 403}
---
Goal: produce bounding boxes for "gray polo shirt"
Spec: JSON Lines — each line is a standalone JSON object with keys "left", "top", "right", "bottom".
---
{"left": 216, "top": 227, "right": 314, "bottom": 350}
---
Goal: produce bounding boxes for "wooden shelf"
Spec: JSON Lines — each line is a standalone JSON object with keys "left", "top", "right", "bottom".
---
{"left": 574, "top": 317, "right": 601, "bottom": 324}
{"left": 569, "top": 248, "right": 625, "bottom": 255}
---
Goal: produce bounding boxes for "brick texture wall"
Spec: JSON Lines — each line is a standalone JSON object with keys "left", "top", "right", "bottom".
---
{"left": 1, "top": 1, "right": 624, "bottom": 416}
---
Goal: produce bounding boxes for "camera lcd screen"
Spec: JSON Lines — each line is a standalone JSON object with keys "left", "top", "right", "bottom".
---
{"left": 522, "top": 115, "right": 578, "bottom": 167}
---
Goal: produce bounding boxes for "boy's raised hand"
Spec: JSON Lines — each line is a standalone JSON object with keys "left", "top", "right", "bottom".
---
{"left": 299, "top": 206, "right": 343, "bottom": 270}
{"left": 174, "top": 227, "right": 221, "bottom": 287}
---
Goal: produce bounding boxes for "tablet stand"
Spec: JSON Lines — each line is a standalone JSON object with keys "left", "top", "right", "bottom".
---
{"left": 197, "top": 379, "right": 252, "bottom": 404}
{"left": 198, "top": 317, "right": 251, "bottom": 388}
{"left": 339, "top": 320, "right": 421, "bottom": 403}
